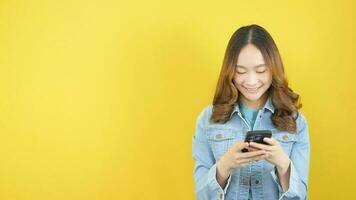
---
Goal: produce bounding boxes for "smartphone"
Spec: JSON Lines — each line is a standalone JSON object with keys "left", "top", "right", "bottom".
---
{"left": 241, "top": 130, "right": 272, "bottom": 152}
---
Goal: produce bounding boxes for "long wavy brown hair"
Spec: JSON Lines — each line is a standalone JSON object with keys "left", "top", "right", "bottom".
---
{"left": 211, "top": 24, "right": 302, "bottom": 132}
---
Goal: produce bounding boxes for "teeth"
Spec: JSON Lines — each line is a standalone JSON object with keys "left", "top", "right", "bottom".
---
{"left": 245, "top": 87, "right": 259, "bottom": 92}
{"left": 246, "top": 87, "right": 258, "bottom": 90}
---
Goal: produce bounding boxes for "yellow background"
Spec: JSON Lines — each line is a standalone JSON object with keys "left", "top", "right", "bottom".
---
{"left": 0, "top": 0, "right": 355, "bottom": 199}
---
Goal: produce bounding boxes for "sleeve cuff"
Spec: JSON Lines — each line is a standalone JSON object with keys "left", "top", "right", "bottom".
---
{"left": 208, "top": 163, "right": 232, "bottom": 194}
{"left": 270, "top": 160, "right": 300, "bottom": 199}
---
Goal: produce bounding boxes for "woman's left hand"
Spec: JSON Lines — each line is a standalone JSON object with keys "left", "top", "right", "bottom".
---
{"left": 248, "top": 137, "right": 291, "bottom": 173}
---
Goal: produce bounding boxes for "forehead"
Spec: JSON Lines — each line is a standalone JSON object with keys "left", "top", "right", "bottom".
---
{"left": 236, "top": 44, "right": 265, "bottom": 68}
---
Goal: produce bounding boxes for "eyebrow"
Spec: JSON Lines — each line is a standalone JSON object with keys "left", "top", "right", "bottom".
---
{"left": 236, "top": 64, "right": 266, "bottom": 69}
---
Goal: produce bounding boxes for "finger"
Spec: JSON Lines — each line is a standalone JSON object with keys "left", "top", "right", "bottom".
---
{"left": 243, "top": 147, "right": 254, "bottom": 152}
{"left": 239, "top": 150, "right": 266, "bottom": 158}
{"left": 246, "top": 147, "right": 260, "bottom": 152}
{"left": 237, "top": 154, "right": 267, "bottom": 164}
{"left": 263, "top": 137, "right": 277, "bottom": 145}
{"left": 234, "top": 141, "right": 249, "bottom": 151}
{"left": 249, "top": 142, "right": 273, "bottom": 151}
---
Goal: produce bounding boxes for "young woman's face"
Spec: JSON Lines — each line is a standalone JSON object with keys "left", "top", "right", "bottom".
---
{"left": 233, "top": 44, "right": 272, "bottom": 108}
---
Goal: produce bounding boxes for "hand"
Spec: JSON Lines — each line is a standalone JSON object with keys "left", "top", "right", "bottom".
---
{"left": 217, "top": 141, "right": 267, "bottom": 178}
{"left": 243, "top": 146, "right": 260, "bottom": 152}
{"left": 248, "top": 137, "right": 291, "bottom": 173}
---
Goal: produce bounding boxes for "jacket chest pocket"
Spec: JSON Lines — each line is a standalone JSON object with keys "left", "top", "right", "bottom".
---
{"left": 206, "top": 128, "right": 237, "bottom": 161}
{"left": 273, "top": 132, "right": 298, "bottom": 156}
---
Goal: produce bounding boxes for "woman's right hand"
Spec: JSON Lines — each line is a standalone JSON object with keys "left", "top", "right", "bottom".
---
{"left": 216, "top": 141, "right": 267, "bottom": 186}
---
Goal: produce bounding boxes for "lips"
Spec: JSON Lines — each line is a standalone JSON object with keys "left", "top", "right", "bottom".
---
{"left": 244, "top": 86, "right": 261, "bottom": 93}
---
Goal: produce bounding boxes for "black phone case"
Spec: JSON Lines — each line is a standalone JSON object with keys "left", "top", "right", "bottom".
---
{"left": 242, "top": 130, "right": 272, "bottom": 152}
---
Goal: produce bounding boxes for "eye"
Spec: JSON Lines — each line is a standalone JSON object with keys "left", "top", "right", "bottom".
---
{"left": 235, "top": 68, "right": 247, "bottom": 74}
{"left": 236, "top": 71, "right": 246, "bottom": 74}
{"left": 256, "top": 70, "right": 266, "bottom": 74}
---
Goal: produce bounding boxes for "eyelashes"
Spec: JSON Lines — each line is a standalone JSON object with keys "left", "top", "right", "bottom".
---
{"left": 236, "top": 70, "right": 266, "bottom": 74}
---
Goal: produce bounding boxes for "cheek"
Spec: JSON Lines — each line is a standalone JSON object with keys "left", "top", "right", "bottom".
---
{"left": 233, "top": 74, "right": 244, "bottom": 85}
{"left": 261, "top": 72, "right": 272, "bottom": 84}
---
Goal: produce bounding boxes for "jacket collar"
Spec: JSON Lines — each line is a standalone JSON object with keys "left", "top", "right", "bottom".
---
{"left": 230, "top": 96, "right": 275, "bottom": 119}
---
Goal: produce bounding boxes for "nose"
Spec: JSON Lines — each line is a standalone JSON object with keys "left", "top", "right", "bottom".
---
{"left": 244, "top": 73, "right": 260, "bottom": 87}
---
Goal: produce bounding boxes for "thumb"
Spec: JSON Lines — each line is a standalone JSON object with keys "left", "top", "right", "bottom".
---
{"left": 234, "top": 141, "right": 249, "bottom": 151}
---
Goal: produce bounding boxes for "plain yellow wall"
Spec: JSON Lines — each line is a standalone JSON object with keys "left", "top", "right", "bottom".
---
{"left": 0, "top": 0, "right": 355, "bottom": 199}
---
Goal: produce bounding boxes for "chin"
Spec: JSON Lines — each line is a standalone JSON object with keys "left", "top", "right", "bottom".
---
{"left": 243, "top": 95, "right": 262, "bottom": 102}
{"left": 237, "top": 85, "right": 269, "bottom": 102}
{"left": 240, "top": 91, "right": 264, "bottom": 102}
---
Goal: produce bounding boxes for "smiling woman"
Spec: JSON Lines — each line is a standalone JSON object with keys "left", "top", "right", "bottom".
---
{"left": 192, "top": 24, "right": 310, "bottom": 200}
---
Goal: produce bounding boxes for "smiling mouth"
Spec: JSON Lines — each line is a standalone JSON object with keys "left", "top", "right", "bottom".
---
{"left": 244, "top": 86, "right": 262, "bottom": 92}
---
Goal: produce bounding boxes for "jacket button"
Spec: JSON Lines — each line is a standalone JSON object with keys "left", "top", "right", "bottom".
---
{"left": 255, "top": 180, "right": 260, "bottom": 184}
{"left": 282, "top": 135, "right": 289, "bottom": 141}
{"left": 219, "top": 193, "right": 223, "bottom": 199}
{"left": 216, "top": 133, "right": 223, "bottom": 139}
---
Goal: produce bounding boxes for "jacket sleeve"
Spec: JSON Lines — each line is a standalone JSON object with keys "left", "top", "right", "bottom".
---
{"left": 271, "top": 113, "right": 311, "bottom": 200}
{"left": 192, "top": 106, "right": 232, "bottom": 200}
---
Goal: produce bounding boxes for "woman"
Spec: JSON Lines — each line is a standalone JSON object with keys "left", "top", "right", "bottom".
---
{"left": 192, "top": 24, "right": 310, "bottom": 200}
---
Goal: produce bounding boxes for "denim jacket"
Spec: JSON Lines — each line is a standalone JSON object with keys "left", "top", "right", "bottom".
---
{"left": 192, "top": 97, "right": 310, "bottom": 200}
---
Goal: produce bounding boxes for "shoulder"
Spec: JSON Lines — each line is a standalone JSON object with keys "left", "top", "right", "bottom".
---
{"left": 196, "top": 104, "right": 214, "bottom": 126}
{"left": 295, "top": 111, "right": 309, "bottom": 133}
